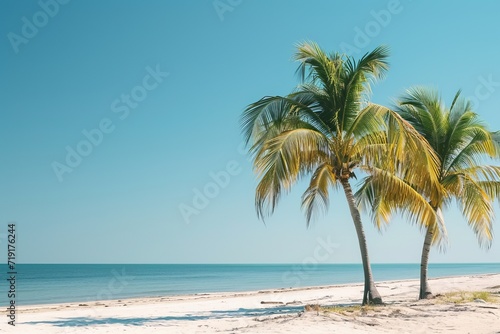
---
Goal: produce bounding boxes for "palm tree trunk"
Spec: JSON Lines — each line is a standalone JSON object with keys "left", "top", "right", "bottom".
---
{"left": 340, "top": 178, "right": 383, "bottom": 305}
{"left": 419, "top": 223, "right": 434, "bottom": 299}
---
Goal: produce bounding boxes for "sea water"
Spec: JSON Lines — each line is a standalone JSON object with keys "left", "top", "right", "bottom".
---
{"left": 2, "top": 263, "right": 498, "bottom": 306}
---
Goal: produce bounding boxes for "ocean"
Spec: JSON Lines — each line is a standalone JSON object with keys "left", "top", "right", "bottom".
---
{"left": 2, "top": 263, "right": 498, "bottom": 306}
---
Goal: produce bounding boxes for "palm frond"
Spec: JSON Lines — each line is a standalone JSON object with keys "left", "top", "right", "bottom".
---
{"left": 445, "top": 128, "right": 498, "bottom": 173}
{"left": 356, "top": 169, "right": 440, "bottom": 232}
{"left": 458, "top": 176, "right": 494, "bottom": 247}
{"left": 340, "top": 46, "right": 390, "bottom": 132}
{"left": 253, "top": 128, "right": 329, "bottom": 218}
{"left": 294, "top": 41, "right": 337, "bottom": 87}
{"left": 301, "top": 163, "right": 338, "bottom": 225}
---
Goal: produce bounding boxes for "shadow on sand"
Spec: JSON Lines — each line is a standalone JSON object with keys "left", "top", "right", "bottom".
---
{"left": 24, "top": 305, "right": 305, "bottom": 327}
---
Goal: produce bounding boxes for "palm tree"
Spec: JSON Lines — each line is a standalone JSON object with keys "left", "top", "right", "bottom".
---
{"left": 358, "top": 87, "right": 500, "bottom": 299}
{"left": 241, "top": 43, "right": 440, "bottom": 305}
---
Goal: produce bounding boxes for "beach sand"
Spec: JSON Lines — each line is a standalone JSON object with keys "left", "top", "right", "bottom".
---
{"left": 2, "top": 274, "right": 499, "bottom": 333}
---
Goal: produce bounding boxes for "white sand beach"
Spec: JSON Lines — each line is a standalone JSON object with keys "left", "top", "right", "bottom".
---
{"left": 2, "top": 274, "right": 499, "bottom": 333}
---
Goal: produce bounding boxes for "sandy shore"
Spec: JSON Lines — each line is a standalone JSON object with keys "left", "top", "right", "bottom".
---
{"left": 1, "top": 274, "right": 499, "bottom": 333}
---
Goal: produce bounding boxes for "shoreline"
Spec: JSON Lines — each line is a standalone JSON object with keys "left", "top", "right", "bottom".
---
{"left": 2, "top": 273, "right": 499, "bottom": 333}
{"left": 13, "top": 271, "right": 500, "bottom": 310}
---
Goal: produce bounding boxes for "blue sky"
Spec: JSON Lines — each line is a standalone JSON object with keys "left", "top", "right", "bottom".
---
{"left": 1, "top": 0, "right": 500, "bottom": 264}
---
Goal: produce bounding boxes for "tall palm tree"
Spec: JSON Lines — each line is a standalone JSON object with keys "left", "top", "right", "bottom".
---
{"left": 358, "top": 87, "right": 500, "bottom": 299}
{"left": 241, "top": 43, "right": 440, "bottom": 305}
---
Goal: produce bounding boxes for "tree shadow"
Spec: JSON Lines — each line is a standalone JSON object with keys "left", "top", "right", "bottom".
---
{"left": 24, "top": 305, "right": 304, "bottom": 327}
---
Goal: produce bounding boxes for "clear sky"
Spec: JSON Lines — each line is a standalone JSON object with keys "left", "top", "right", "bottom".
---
{"left": 1, "top": 0, "right": 500, "bottom": 264}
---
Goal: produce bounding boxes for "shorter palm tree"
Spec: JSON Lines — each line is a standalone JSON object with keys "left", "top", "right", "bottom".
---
{"left": 358, "top": 87, "right": 500, "bottom": 299}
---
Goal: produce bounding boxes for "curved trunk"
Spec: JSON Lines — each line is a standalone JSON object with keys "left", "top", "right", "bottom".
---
{"left": 341, "top": 178, "right": 383, "bottom": 305}
{"left": 419, "top": 222, "right": 434, "bottom": 299}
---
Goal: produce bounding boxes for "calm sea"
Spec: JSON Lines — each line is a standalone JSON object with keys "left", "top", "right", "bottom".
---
{"left": 2, "top": 263, "right": 498, "bottom": 306}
